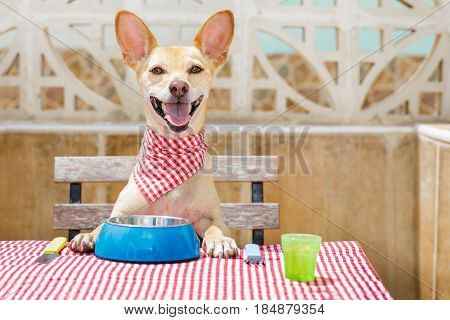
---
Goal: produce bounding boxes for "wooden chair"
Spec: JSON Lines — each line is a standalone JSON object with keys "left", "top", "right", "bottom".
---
{"left": 53, "top": 156, "right": 279, "bottom": 245}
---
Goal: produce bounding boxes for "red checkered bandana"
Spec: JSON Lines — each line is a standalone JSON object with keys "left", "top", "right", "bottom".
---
{"left": 133, "top": 127, "right": 207, "bottom": 203}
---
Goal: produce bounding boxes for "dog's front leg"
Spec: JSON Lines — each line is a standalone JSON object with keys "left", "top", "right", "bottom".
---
{"left": 201, "top": 217, "right": 239, "bottom": 258}
{"left": 67, "top": 224, "right": 103, "bottom": 252}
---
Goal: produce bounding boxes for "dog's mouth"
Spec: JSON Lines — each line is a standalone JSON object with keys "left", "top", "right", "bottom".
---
{"left": 150, "top": 95, "right": 203, "bottom": 132}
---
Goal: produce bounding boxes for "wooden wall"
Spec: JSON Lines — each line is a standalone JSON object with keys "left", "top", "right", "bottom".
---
{"left": 418, "top": 125, "right": 450, "bottom": 300}
{"left": 0, "top": 126, "right": 420, "bottom": 299}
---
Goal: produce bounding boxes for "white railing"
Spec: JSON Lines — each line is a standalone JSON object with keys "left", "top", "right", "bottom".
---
{"left": 0, "top": 0, "right": 448, "bottom": 124}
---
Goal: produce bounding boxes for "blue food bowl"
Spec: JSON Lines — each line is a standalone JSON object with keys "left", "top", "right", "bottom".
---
{"left": 95, "top": 215, "right": 200, "bottom": 263}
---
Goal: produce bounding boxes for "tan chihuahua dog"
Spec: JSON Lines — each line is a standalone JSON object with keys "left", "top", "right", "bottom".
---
{"left": 68, "top": 10, "right": 238, "bottom": 258}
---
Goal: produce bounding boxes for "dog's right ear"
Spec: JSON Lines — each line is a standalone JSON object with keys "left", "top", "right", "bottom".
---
{"left": 115, "top": 10, "right": 158, "bottom": 68}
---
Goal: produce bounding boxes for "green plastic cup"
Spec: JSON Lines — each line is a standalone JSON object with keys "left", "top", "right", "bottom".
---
{"left": 281, "top": 234, "right": 322, "bottom": 282}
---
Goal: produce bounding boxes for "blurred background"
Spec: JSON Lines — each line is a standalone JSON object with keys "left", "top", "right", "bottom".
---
{"left": 0, "top": 0, "right": 449, "bottom": 299}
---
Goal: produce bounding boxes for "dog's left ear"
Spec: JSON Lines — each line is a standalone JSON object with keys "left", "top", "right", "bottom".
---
{"left": 193, "top": 10, "right": 234, "bottom": 67}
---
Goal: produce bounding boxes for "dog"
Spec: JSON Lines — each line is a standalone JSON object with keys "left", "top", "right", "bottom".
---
{"left": 68, "top": 9, "right": 238, "bottom": 258}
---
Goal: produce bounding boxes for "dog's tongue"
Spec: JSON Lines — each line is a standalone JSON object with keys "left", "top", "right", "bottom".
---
{"left": 164, "top": 103, "right": 191, "bottom": 126}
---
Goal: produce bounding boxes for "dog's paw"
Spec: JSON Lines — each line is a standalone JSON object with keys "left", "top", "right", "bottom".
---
{"left": 202, "top": 236, "right": 239, "bottom": 258}
{"left": 68, "top": 233, "right": 95, "bottom": 253}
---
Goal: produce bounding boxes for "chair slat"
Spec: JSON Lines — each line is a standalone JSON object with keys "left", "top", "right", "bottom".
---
{"left": 54, "top": 156, "right": 278, "bottom": 182}
{"left": 53, "top": 203, "right": 279, "bottom": 230}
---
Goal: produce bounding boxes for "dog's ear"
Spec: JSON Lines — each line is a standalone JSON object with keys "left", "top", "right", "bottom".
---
{"left": 115, "top": 10, "right": 158, "bottom": 68}
{"left": 193, "top": 10, "right": 234, "bottom": 67}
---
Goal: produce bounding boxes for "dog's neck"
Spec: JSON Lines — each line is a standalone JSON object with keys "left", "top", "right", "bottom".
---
{"left": 134, "top": 126, "right": 207, "bottom": 203}
{"left": 143, "top": 126, "right": 206, "bottom": 150}
{"left": 143, "top": 125, "right": 205, "bottom": 141}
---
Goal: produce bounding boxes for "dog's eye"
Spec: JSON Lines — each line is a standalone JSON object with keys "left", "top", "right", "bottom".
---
{"left": 189, "top": 65, "right": 203, "bottom": 74}
{"left": 150, "top": 67, "right": 164, "bottom": 75}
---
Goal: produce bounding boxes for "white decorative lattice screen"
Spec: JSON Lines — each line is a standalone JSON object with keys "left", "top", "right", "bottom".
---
{"left": 0, "top": 0, "right": 448, "bottom": 123}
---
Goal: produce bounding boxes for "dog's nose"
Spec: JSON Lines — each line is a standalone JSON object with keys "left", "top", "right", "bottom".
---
{"left": 169, "top": 80, "right": 189, "bottom": 97}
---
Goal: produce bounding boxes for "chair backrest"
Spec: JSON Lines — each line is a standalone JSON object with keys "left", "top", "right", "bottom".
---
{"left": 53, "top": 156, "right": 279, "bottom": 245}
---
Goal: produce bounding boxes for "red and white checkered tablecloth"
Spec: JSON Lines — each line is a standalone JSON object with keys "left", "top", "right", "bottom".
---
{"left": 0, "top": 240, "right": 392, "bottom": 300}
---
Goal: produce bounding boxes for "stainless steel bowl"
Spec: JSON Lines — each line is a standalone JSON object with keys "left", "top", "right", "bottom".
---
{"left": 107, "top": 215, "right": 190, "bottom": 228}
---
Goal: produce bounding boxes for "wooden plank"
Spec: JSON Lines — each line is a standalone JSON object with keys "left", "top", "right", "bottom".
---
{"left": 54, "top": 156, "right": 135, "bottom": 183}
{"left": 54, "top": 156, "right": 278, "bottom": 182}
{"left": 53, "top": 203, "right": 280, "bottom": 230}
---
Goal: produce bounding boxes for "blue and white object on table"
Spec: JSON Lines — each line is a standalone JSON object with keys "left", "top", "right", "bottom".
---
{"left": 244, "top": 243, "right": 265, "bottom": 265}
